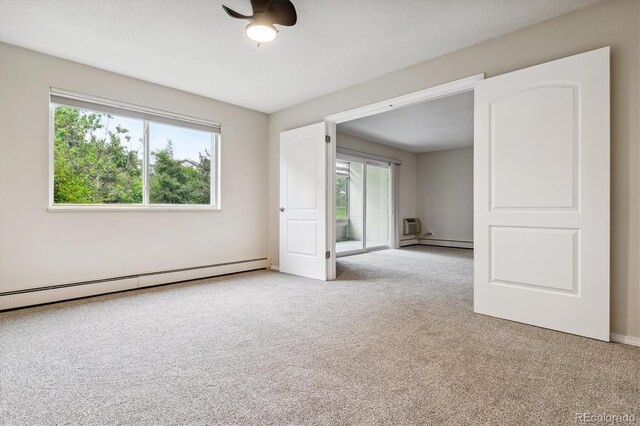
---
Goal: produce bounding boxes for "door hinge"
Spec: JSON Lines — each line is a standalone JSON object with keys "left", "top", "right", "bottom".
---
{"left": 325, "top": 251, "right": 331, "bottom": 259}
{"left": 325, "top": 135, "right": 331, "bottom": 143}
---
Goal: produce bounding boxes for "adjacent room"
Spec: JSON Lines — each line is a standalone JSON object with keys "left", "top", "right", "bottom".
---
{"left": 1, "top": 0, "right": 638, "bottom": 425}
{"left": 334, "top": 90, "right": 474, "bottom": 259}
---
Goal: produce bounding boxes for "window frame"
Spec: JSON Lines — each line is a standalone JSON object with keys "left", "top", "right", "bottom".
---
{"left": 48, "top": 89, "right": 221, "bottom": 212}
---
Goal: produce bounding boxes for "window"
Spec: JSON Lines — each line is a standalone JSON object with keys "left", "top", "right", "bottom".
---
{"left": 50, "top": 90, "right": 220, "bottom": 209}
{"left": 336, "top": 160, "right": 350, "bottom": 220}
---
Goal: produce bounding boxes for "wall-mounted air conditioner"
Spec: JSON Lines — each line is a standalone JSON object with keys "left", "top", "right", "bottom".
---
{"left": 402, "top": 218, "right": 421, "bottom": 235}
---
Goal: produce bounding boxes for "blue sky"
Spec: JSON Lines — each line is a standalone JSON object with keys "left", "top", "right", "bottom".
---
{"left": 149, "top": 121, "right": 211, "bottom": 164}
{"left": 93, "top": 112, "right": 212, "bottom": 163}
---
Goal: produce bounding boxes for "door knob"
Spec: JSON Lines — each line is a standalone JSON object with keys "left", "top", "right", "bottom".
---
{"left": 279, "top": 207, "right": 285, "bottom": 212}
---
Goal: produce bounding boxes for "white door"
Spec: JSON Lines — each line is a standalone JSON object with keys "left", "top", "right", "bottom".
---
{"left": 474, "top": 47, "right": 610, "bottom": 341}
{"left": 279, "top": 122, "right": 327, "bottom": 280}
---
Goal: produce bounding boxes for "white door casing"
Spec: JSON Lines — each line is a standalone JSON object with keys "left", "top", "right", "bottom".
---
{"left": 474, "top": 47, "right": 610, "bottom": 341}
{"left": 279, "top": 122, "right": 327, "bottom": 280}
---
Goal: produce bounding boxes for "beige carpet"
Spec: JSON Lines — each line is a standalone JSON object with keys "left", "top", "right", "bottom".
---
{"left": 0, "top": 246, "right": 638, "bottom": 425}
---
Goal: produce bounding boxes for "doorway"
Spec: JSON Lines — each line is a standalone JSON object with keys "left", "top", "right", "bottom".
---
{"left": 324, "top": 74, "right": 483, "bottom": 279}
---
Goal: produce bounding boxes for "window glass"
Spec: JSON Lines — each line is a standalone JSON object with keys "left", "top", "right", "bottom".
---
{"left": 52, "top": 102, "right": 217, "bottom": 208}
{"left": 366, "top": 164, "right": 391, "bottom": 248}
{"left": 336, "top": 174, "right": 348, "bottom": 219}
{"left": 336, "top": 160, "right": 350, "bottom": 219}
{"left": 53, "top": 106, "right": 144, "bottom": 204}
{"left": 148, "top": 122, "right": 212, "bottom": 205}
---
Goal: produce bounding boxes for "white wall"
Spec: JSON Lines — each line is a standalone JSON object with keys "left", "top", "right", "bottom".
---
{"left": 0, "top": 43, "right": 269, "bottom": 292}
{"left": 267, "top": 1, "right": 639, "bottom": 339}
{"left": 336, "top": 132, "right": 417, "bottom": 230}
{"left": 416, "top": 147, "right": 473, "bottom": 243}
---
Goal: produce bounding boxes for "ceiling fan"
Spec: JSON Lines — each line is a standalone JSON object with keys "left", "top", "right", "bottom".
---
{"left": 222, "top": 0, "right": 297, "bottom": 44}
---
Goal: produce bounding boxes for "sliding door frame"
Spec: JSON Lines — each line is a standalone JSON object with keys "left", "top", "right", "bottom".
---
{"left": 335, "top": 153, "right": 392, "bottom": 258}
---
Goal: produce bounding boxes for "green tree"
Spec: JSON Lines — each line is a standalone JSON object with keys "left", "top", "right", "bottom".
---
{"left": 149, "top": 140, "right": 211, "bottom": 205}
{"left": 53, "top": 106, "right": 143, "bottom": 204}
{"left": 53, "top": 106, "right": 211, "bottom": 205}
{"left": 189, "top": 150, "right": 211, "bottom": 205}
{"left": 336, "top": 174, "right": 348, "bottom": 219}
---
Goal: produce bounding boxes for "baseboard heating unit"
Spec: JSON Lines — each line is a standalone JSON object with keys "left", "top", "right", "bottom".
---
{"left": 0, "top": 258, "right": 270, "bottom": 311}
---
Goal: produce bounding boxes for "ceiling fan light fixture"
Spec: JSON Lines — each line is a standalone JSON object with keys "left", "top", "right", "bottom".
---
{"left": 245, "top": 21, "right": 278, "bottom": 43}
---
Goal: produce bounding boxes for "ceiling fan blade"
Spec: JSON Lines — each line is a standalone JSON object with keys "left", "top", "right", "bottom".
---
{"left": 222, "top": 4, "right": 253, "bottom": 20}
{"left": 264, "top": 0, "right": 297, "bottom": 26}
{"left": 249, "top": 0, "right": 272, "bottom": 15}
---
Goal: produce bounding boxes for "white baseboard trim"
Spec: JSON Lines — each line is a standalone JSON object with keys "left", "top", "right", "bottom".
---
{"left": 400, "top": 239, "right": 418, "bottom": 247}
{"left": 610, "top": 333, "right": 640, "bottom": 347}
{"left": 418, "top": 239, "right": 474, "bottom": 249}
{"left": 0, "top": 258, "right": 270, "bottom": 311}
{"left": 270, "top": 265, "right": 279, "bottom": 271}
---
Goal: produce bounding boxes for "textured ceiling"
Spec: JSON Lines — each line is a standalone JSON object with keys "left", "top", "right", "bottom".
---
{"left": 0, "top": 0, "right": 599, "bottom": 113}
{"left": 338, "top": 91, "right": 474, "bottom": 153}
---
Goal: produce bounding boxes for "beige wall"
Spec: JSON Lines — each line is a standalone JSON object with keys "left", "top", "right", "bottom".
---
{"left": 416, "top": 147, "right": 473, "bottom": 243}
{"left": 0, "top": 43, "right": 269, "bottom": 291}
{"left": 268, "top": 0, "right": 640, "bottom": 338}
{"left": 336, "top": 132, "right": 418, "bottom": 228}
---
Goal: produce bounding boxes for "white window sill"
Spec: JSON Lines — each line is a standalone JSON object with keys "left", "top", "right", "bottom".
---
{"left": 48, "top": 205, "right": 222, "bottom": 212}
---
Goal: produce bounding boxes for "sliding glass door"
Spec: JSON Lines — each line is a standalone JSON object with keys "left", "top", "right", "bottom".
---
{"left": 365, "top": 164, "right": 391, "bottom": 249}
{"left": 336, "top": 156, "right": 391, "bottom": 255}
